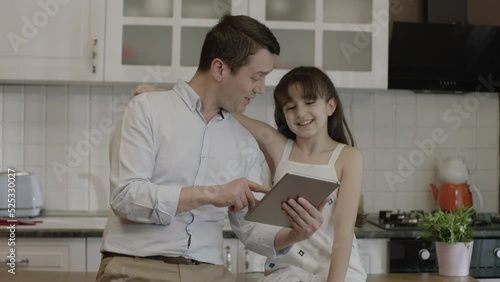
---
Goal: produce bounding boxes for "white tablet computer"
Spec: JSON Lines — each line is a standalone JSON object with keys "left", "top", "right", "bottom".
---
{"left": 244, "top": 172, "right": 340, "bottom": 228}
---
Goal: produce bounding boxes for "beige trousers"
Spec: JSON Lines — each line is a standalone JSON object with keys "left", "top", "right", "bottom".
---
{"left": 96, "top": 256, "right": 236, "bottom": 282}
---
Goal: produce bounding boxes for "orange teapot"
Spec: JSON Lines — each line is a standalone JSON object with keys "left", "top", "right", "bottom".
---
{"left": 430, "top": 183, "right": 483, "bottom": 211}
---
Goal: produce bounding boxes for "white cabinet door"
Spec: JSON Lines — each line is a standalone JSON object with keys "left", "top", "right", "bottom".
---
{"left": 237, "top": 243, "right": 268, "bottom": 273}
{"left": 248, "top": 0, "right": 389, "bottom": 89}
{"left": 86, "top": 237, "right": 103, "bottom": 272}
{"left": 104, "top": 0, "right": 248, "bottom": 83}
{"left": 223, "top": 238, "right": 239, "bottom": 273}
{"left": 357, "top": 239, "right": 389, "bottom": 274}
{"left": 0, "top": 0, "right": 105, "bottom": 82}
{"left": 0, "top": 238, "right": 86, "bottom": 272}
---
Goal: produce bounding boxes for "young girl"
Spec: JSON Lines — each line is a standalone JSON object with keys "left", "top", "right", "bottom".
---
{"left": 233, "top": 66, "right": 366, "bottom": 282}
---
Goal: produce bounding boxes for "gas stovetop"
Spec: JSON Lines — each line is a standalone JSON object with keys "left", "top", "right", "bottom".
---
{"left": 367, "top": 210, "right": 500, "bottom": 231}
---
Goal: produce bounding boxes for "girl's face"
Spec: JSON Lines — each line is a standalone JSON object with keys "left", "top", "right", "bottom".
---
{"left": 282, "top": 83, "right": 336, "bottom": 139}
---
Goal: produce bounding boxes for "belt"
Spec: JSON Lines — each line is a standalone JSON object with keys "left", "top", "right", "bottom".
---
{"left": 102, "top": 251, "right": 205, "bottom": 265}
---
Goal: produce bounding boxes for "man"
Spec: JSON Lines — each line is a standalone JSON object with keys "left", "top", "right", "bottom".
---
{"left": 97, "top": 15, "right": 325, "bottom": 282}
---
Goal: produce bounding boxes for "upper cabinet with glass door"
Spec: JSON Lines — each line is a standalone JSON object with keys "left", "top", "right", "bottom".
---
{"left": 104, "top": 0, "right": 249, "bottom": 84}
{"left": 248, "top": 0, "right": 388, "bottom": 89}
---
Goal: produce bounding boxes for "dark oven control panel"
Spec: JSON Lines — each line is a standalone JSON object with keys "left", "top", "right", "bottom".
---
{"left": 389, "top": 239, "right": 438, "bottom": 273}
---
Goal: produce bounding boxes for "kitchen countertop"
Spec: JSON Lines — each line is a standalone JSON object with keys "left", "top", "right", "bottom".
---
{"left": 1, "top": 214, "right": 499, "bottom": 239}
{"left": 0, "top": 271, "right": 479, "bottom": 282}
{"left": 0, "top": 216, "right": 109, "bottom": 237}
{"left": 0, "top": 215, "right": 384, "bottom": 238}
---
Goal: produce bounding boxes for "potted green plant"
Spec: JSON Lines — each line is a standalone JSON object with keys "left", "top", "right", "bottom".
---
{"left": 417, "top": 208, "right": 475, "bottom": 277}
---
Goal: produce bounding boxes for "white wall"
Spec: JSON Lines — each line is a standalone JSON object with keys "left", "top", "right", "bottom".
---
{"left": 0, "top": 84, "right": 498, "bottom": 213}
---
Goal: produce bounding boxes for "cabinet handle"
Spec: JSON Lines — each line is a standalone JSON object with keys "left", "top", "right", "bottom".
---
{"left": 5, "top": 258, "right": 29, "bottom": 265}
{"left": 245, "top": 248, "right": 250, "bottom": 271}
{"left": 224, "top": 246, "right": 231, "bottom": 270}
{"left": 92, "top": 39, "right": 98, "bottom": 73}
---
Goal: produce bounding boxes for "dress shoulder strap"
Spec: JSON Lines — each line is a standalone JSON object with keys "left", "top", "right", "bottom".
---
{"left": 280, "top": 139, "right": 294, "bottom": 162}
{"left": 327, "top": 143, "right": 346, "bottom": 166}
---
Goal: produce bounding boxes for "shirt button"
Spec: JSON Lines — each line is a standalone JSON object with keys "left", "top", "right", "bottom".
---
{"left": 202, "top": 156, "right": 206, "bottom": 159}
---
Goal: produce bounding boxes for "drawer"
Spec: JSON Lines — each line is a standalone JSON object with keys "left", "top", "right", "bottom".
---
{"left": 0, "top": 238, "right": 86, "bottom": 272}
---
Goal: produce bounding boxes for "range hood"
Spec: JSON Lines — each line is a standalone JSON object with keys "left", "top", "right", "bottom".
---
{"left": 388, "top": 22, "right": 500, "bottom": 93}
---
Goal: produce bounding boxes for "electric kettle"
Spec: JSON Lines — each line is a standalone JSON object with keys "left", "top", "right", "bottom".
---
{"left": 0, "top": 171, "right": 43, "bottom": 217}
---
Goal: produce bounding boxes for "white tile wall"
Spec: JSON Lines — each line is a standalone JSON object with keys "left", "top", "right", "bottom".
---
{"left": 0, "top": 84, "right": 131, "bottom": 212}
{"left": 351, "top": 90, "right": 499, "bottom": 213}
{"left": 0, "top": 84, "right": 499, "bottom": 213}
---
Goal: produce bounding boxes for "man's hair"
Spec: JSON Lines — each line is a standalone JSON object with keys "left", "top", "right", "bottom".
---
{"left": 198, "top": 14, "right": 280, "bottom": 74}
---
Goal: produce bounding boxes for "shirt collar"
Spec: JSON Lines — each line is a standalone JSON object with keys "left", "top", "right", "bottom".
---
{"left": 174, "top": 79, "right": 228, "bottom": 120}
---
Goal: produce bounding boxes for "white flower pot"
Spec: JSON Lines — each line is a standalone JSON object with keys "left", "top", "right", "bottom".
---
{"left": 435, "top": 241, "right": 474, "bottom": 276}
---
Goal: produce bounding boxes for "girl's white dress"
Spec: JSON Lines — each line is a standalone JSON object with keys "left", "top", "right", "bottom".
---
{"left": 259, "top": 140, "right": 367, "bottom": 282}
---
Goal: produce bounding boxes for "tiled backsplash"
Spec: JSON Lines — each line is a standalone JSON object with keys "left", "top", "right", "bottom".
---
{"left": 1, "top": 84, "right": 498, "bottom": 213}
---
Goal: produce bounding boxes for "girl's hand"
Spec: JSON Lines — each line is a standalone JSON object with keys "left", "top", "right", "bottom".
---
{"left": 282, "top": 196, "right": 326, "bottom": 241}
{"left": 133, "top": 84, "right": 166, "bottom": 96}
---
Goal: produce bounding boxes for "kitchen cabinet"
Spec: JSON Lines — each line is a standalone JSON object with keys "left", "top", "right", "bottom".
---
{"left": 86, "top": 237, "right": 102, "bottom": 272}
{"left": 223, "top": 238, "right": 240, "bottom": 273}
{"left": 357, "top": 239, "right": 389, "bottom": 274}
{"left": 0, "top": 0, "right": 389, "bottom": 89}
{"left": 0, "top": 0, "right": 105, "bottom": 82}
{"left": 104, "top": 0, "right": 248, "bottom": 84}
{"left": 105, "top": 0, "right": 389, "bottom": 89}
{"left": 0, "top": 238, "right": 86, "bottom": 272}
{"left": 248, "top": 0, "right": 389, "bottom": 89}
{"left": 226, "top": 238, "right": 267, "bottom": 274}
{"left": 237, "top": 244, "right": 268, "bottom": 273}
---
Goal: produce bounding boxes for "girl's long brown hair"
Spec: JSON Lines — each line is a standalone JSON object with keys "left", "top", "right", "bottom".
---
{"left": 274, "top": 66, "right": 355, "bottom": 147}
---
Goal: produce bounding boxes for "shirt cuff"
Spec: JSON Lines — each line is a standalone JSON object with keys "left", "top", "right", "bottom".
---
{"left": 154, "top": 185, "right": 182, "bottom": 225}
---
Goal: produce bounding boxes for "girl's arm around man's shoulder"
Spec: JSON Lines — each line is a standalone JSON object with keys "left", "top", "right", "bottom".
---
{"left": 232, "top": 113, "right": 287, "bottom": 171}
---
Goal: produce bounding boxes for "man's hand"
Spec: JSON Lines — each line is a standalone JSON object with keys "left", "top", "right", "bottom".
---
{"left": 209, "top": 178, "right": 270, "bottom": 212}
{"left": 134, "top": 84, "right": 167, "bottom": 96}
{"left": 178, "top": 178, "right": 269, "bottom": 214}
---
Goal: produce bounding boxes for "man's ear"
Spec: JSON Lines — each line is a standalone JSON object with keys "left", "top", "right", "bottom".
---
{"left": 327, "top": 98, "right": 337, "bottom": 116}
{"left": 211, "top": 58, "right": 226, "bottom": 82}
